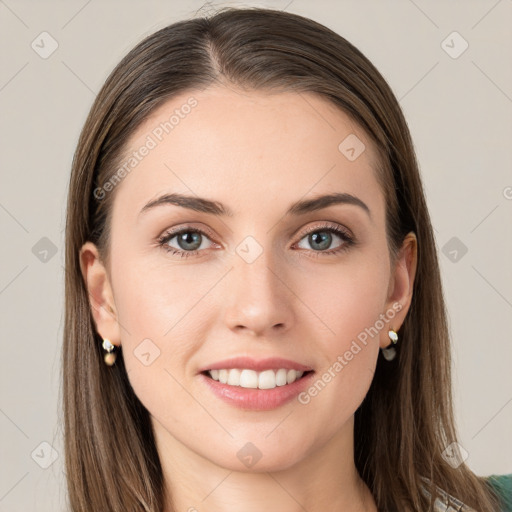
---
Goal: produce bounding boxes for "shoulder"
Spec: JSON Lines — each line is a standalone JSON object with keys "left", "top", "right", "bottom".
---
{"left": 421, "top": 475, "right": 512, "bottom": 511}
{"left": 486, "top": 474, "right": 512, "bottom": 511}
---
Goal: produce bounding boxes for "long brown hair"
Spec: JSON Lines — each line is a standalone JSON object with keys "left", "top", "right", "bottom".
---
{"left": 63, "top": 7, "right": 502, "bottom": 511}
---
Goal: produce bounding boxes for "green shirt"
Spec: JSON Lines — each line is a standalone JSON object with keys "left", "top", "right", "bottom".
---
{"left": 487, "top": 474, "right": 512, "bottom": 512}
{"left": 423, "top": 474, "right": 512, "bottom": 511}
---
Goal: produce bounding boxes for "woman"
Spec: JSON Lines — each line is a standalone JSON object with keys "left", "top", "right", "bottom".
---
{"left": 63, "top": 7, "right": 511, "bottom": 511}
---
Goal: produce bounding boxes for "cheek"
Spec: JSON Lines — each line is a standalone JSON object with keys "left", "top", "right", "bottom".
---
{"left": 297, "top": 257, "right": 389, "bottom": 406}
{"left": 299, "top": 253, "right": 390, "bottom": 342}
{"left": 296, "top": 284, "right": 384, "bottom": 425}
{"left": 112, "top": 253, "right": 219, "bottom": 340}
{"left": 110, "top": 254, "right": 221, "bottom": 402}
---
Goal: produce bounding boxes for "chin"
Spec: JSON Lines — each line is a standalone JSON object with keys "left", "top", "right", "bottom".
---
{"left": 201, "top": 435, "right": 311, "bottom": 474}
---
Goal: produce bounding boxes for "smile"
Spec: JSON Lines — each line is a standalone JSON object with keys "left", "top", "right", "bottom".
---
{"left": 200, "top": 368, "right": 316, "bottom": 410}
{"left": 205, "top": 368, "right": 310, "bottom": 389}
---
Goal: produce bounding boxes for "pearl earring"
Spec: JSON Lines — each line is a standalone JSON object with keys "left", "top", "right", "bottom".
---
{"left": 102, "top": 339, "right": 117, "bottom": 366}
{"left": 381, "top": 329, "right": 398, "bottom": 361}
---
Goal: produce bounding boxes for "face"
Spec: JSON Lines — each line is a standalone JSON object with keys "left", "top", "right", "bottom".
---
{"left": 82, "top": 85, "right": 415, "bottom": 474}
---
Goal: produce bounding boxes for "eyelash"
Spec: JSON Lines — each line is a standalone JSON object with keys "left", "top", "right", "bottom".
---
{"left": 157, "top": 222, "right": 356, "bottom": 259}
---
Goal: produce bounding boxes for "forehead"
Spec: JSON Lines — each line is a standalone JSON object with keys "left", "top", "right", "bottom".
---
{"left": 110, "top": 86, "right": 384, "bottom": 224}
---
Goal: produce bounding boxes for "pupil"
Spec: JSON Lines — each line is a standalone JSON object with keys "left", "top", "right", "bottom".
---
{"left": 311, "top": 231, "right": 331, "bottom": 250}
{"left": 179, "top": 232, "right": 201, "bottom": 251}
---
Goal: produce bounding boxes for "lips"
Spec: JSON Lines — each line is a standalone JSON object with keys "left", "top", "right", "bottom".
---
{"left": 197, "top": 356, "right": 314, "bottom": 374}
{"left": 199, "top": 369, "right": 316, "bottom": 410}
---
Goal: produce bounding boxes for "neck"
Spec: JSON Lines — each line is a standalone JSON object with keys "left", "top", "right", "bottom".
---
{"left": 154, "top": 415, "right": 377, "bottom": 512}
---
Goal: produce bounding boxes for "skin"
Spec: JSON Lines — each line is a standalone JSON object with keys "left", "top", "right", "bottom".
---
{"left": 80, "top": 85, "right": 417, "bottom": 512}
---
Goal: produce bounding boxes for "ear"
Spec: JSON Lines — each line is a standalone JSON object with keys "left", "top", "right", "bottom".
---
{"left": 79, "top": 241, "right": 121, "bottom": 347}
{"left": 380, "top": 232, "right": 418, "bottom": 349}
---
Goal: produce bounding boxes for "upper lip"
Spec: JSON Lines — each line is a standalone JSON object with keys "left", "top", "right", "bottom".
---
{"left": 198, "top": 357, "right": 314, "bottom": 374}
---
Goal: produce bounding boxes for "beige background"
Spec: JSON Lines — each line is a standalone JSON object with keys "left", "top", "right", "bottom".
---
{"left": 0, "top": 0, "right": 511, "bottom": 510}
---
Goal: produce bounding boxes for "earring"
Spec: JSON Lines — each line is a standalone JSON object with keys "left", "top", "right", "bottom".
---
{"left": 381, "top": 329, "right": 398, "bottom": 361}
{"left": 102, "top": 338, "right": 117, "bottom": 366}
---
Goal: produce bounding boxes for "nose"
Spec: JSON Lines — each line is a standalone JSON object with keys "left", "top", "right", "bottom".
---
{"left": 222, "top": 246, "right": 295, "bottom": 337}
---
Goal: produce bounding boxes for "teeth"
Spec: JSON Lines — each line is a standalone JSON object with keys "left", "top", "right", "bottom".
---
{"left": 227, "top": 368, "right": 241, "bottom": 386}
{"left": 207, "top": 368, "right": 306, "bottom": 389}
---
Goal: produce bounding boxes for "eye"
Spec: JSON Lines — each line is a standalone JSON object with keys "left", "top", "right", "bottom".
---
{"left": 157, "top": 222, "right": 356, "bottom": 259}
{"left": 158, "top": 227, "right": 216, "bottom": 258}
{"left": 294, "top": 222, "right": 355, "bottom": 257}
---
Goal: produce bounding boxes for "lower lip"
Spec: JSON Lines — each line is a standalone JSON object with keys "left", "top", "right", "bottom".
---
{"left": 199, "top": 371, "right": 315, "bottom": 411}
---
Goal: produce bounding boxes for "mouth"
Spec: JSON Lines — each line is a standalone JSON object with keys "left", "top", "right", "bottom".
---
{"left": 201, "top": 368, "right": 315, "bottom": 390}
{"left": 199, "top": 367, "right": 316, "bottom": 410}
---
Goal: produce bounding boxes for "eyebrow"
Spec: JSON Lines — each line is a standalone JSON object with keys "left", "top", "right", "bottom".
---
{"left": 138, "top": 192, "right": 371, "bottom": 219}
